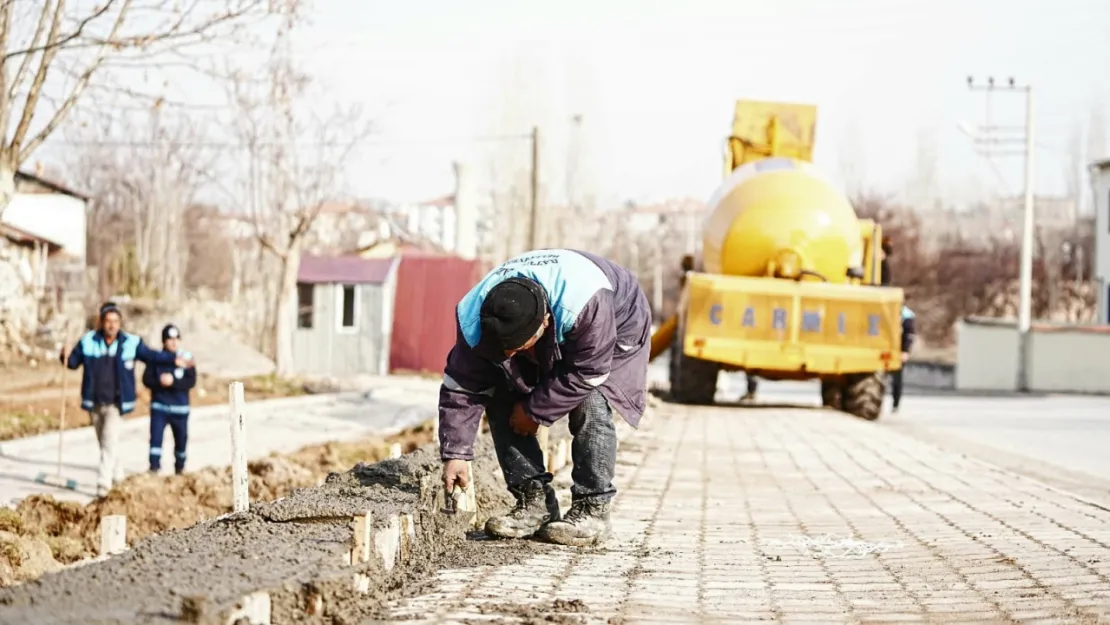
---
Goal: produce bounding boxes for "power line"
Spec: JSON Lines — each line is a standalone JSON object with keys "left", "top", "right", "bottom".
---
{"left": 48, "top": 133, "right": 534, "bottom": 148}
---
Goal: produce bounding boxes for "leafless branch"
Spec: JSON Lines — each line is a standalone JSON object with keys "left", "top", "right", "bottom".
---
{"left": 3, "top": 0, "right": 116, "bottom": 61}
{"left": 0, "top": 0, "right": 273, "bottom": 208}
{"left": 18, "top": 8, "right": 133, "bottom": 161}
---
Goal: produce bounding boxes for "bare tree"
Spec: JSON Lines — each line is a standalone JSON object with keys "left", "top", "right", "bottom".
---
{"left": 69, "top": 107, "right": 215, "bottom": 301}
{"left": 228, "top": 6, "right": 368, "bottom": 376}
{"left": 0, "top": 0, "right": 272, "bottom": 221}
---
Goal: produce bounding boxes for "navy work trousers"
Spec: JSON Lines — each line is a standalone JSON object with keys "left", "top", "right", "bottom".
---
{"left": 149, "top": 410, "right": 188, "bottom": 474}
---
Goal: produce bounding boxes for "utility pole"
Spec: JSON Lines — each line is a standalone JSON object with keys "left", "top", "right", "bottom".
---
{"left": 529, "top": 126, "right": 541, "bottom": 250}
{"left": 965, "top": 76, "right": 1035, "bottom": 392}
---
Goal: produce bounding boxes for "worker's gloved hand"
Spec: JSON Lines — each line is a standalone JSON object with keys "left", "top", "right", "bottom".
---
{"left": 442, "top": 458, "right": 470, "bottom": 494}
{"left": 174, "top": 355, "right": 195, "bottom": 369}
{"left": 901, "top": 352, "right": 909, "bottom": 363}
{"left": 159, "top": 373, "right": 174, "bottom": 387}
{"left": 509, "top": 403, "right": 539, "bottom": 436}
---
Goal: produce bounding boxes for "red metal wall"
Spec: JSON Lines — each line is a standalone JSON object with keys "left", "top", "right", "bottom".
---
{"left": 389, "top": 254, "right": 484, "bottom": 374}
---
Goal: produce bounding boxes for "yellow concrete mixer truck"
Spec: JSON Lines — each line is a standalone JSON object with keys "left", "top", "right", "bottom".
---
{"left": 651, "top": 100, "right": 904, "bottom": 420}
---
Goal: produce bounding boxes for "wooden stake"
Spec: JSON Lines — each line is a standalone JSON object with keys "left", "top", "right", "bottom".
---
{"left": 229, "top": 382, "right": 248, "bottom": 514}
{"left": 98, "top": 514, "right": 126, "bottom": 556}
{"left": 56, "top": 320, "right": 71, "bottom": 477}
{"left": 350, "top": 511, "right": 372, "bottom": 565}
{"left": 399, "top": 513, "right": 415, "bottom": 561}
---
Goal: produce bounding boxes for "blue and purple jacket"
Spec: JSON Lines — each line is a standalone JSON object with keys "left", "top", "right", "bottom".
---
{"left": 437, "top": 249, "right": 653, "bottom": 461}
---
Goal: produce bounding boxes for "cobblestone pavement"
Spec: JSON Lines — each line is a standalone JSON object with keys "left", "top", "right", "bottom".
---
{"left": 384, "top": 403, "right": 1110, "bottom": 624}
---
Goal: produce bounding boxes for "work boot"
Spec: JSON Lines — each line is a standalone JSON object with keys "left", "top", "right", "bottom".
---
{"left": 740, "top": 391, "right": 756, "bottom": 402}
{"left": 538, "top": 498, "right": 612, "bottom": 547}
{"left": 485, "top": 480, "right": 560, "bottom": 539}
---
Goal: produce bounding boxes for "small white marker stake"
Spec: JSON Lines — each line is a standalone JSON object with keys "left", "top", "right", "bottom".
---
{"left": 458, "top": 460, "right": 479, "bottom": 528}
{"left": 225, "top": 591, "right": 270, "bottom": 625}
{"left": 374, "top": 515, "right": 401, "bottom": 572}
{"left": 229, "top": 381, "right": 248, "bottom": 514}
{"left": 98, "top": 514, "right": 126, "bottom": 556}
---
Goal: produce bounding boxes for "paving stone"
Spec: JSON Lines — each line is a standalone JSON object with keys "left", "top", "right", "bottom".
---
{"left": 382, "top": 405, "right": 1110, "bottom": 623}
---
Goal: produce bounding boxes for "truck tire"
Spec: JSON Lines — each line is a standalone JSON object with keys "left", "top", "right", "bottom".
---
{"left": 820, "top": 379, "right": 843, "bottom": 410}
{"left": 668, "top": 318, "right": 719, "bottom": 405}
{"left": 841, "top": 372, "right": 885, "bottom": 421}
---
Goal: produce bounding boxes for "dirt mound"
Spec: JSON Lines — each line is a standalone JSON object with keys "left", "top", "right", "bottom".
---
{"left": 0, "top": 422, "right": 436, "bottom": 586}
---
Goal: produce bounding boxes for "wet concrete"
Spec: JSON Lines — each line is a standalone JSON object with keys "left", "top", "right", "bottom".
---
{"left": 0, "top": 425, "right": 573, "bottom": 625}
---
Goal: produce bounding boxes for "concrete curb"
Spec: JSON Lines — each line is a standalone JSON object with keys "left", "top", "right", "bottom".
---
{"left": 0, "top": 419, "right": 575, "bottom": 624}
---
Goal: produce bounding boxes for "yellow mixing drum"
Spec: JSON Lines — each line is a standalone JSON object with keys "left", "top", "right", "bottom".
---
{"left": 700, "top": 157, "right": 864, "bottom": 283}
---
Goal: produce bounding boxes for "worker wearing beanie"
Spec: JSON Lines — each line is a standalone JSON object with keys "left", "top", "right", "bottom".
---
{"left": 61, "top": 303, "right": 194, "bottom": 496}
{"left": 439, "top": 249, "right": 652, "bottom": 547}
{"left": 880, "top": 237, "right": 893, "bottom": 286}
{"left": 141, "top": 324, "right": 197, "bottom": 474}
{"left": 892, "top": 304, "right": 916, "bottom": 412}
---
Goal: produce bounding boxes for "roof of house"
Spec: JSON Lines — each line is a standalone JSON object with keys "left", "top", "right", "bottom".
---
{"left": 298, "top": 254, "right": 394, "bottom": 285}
{"left": 14, "top": 170, "right": 90, "bottom": 201}
{"left": 0, "top": 222, "right": 64, "bottom": 251}
{"left": 419, "top": 194, "right": 455, "bottom": 208}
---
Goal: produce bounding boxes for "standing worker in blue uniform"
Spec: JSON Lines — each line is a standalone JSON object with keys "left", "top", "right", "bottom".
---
{"left": 891, "top": 304, "right": 916, "bottom": 413}
{"left": 61, "top": 303, "right": 195, "bottom": 496}
{"left": 142, "top": 324, "right": 197, "bottom": 475}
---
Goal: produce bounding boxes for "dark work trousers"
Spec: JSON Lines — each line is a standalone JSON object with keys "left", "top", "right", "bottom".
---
{"left": 746, "top": 374, "right": 758, "bottom": 395}
{"left": 486, "top": 387, "right": 619, "bottom": 503}
{"left": 149, "top": 410, "right": 189, "bottom": 473}
{"left": 890, "top": 369, "right": 904, "bottom": 409}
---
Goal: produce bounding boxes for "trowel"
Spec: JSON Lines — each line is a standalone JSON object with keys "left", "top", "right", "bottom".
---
{"left": 441, "top": 485, "right": 462, "bottom": 515}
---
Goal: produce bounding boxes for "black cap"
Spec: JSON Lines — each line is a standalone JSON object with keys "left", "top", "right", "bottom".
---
{"left": 479, "top": 278, "right": 547, "bottom": 351}
{"left": 162, "top": 324, "right": 181, "bottom": 341}
{"left": 99, "top": 301, "right": 121, "bottom": 319}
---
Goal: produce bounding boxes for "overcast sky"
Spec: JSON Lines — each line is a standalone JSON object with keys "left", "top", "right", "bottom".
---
{"left": 42, "top": 0, "right": 1110, "bottom": 209}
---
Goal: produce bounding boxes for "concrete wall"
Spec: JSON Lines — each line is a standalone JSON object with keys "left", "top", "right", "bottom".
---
{"left": 902, "top": 360, "right": 955, "bottom": 390}
{"left": 956, "top": 319, "right": 1021, "bottom": 391}
{"left": 956, "top": 317, "right": 1110, "bottom": 394}
{"left": 291, "top": 270, "right": 397, "bottom": 377}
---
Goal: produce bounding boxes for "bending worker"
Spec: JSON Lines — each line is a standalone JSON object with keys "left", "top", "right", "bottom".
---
{"left": 62, "top": 302, "right": 194, "bottom": 496}
{"left": 142, "top": 324, "right": 197, "bottom": 475}
{"left": 438, "top": 249, "right": 652, "bottom": 547}
{"left": 892, "top": 303, "right": 916, "bottom": 413}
